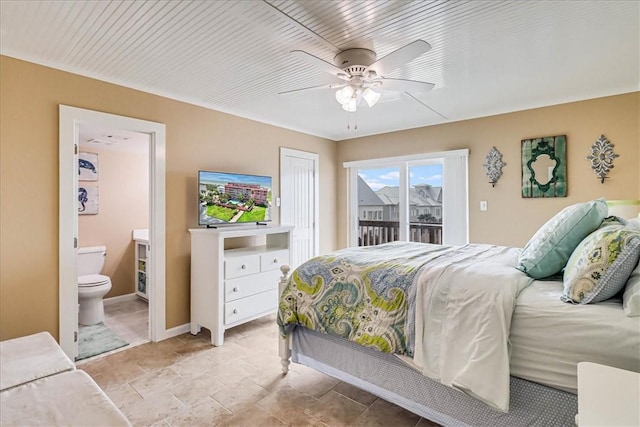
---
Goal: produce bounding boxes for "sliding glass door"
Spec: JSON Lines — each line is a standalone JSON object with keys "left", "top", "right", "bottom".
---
{"left": 356, "top": 166, "right": 401, "bottom": 246}
{"left": 346, "top": 150, "right": 467, "bottom": 248}
{"left": 408, "top": 163, "right": 443, "bottom": 244}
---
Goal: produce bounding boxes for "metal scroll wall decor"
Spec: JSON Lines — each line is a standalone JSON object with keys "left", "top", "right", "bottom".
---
{"left": 586, "top": 134, "right": 619, "bottom": 183}
{"left": 483, "top": 146, "right": 506, "bottom": 187}
{"left": 521, "top": 135, "right": 567, "bottom": 198}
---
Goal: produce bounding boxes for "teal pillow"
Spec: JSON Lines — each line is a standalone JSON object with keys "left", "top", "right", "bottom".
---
{"left": 517, "top": 199, "right": 608, "bottom": 279}
{"left": 562, "top": 225, "right": 640, "bottom": 304}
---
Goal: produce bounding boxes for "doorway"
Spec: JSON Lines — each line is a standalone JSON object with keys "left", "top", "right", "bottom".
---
{"left": 59, "top": 105, "right": 166, "bottom": 360}
{"left": 76, "top": 125, "right": 150, "bottom": 360}
{"left": 280, "top": 147, "right": 319, "bottom": 269}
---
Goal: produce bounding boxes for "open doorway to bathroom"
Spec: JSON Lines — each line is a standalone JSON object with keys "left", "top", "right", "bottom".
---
{"left": 59, "top": 105, "right": 166, "bottom": 361}
{"left": 75, "top": 126, "right": 151, "bottom": 361}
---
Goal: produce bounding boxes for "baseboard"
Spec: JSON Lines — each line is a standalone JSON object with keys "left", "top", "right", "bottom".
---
{"left": 103, "top": 293, "right": 138, "bottom": 306}
{"left": 161, "top": 323, "right": 191, "bottom": 340}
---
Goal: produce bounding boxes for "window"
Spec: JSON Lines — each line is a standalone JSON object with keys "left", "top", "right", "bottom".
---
{"left": 345, "top": 149, "right": 468, "bottom": 247}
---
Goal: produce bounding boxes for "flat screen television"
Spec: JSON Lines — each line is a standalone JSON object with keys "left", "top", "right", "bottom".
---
{"left": 198, "top": 171, "right": 272, "bottom": 226}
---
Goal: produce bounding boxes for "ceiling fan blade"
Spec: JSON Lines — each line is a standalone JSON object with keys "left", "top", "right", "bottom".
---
{"left": 368, "top": 40, "right": 432, "bottom": 76}
{"left": 278, "top": 82, "right": 346, "bottom": 95}
{"left": 379, "top": 78, "right": 435, "bottom": 93}
{"left": 291, "top": 50, "right": 350, "bottom": 80}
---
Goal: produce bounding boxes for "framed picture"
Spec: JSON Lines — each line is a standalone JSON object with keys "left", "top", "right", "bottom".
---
{"left": 78, "top": 152, "right": 98, "bottom": 181}
{"left": 521, "top": 135, "right": 567, "bottom": 198}
{"left": 78, "top": 186, "right": 99, "bottom": 215}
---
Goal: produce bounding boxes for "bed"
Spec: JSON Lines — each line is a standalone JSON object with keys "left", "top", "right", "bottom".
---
{"left": 276, "top": 235, "right": 640, "bottom": 426}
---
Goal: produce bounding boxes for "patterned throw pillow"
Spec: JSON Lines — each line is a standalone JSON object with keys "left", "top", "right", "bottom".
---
{"left": 518, "top": 199, "right": 608, "bottom": 279}
{"left": 562, "top": 225, "right": 640, "bottom": 304}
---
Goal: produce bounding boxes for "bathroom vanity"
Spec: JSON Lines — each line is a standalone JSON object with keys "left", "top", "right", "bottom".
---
{"left": 132, "top": 229, "right": 149, "bottom": 300}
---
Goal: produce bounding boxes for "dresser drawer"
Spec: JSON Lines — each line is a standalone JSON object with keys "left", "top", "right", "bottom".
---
{"left": 225, "top": 254, "right": 260, "bottom": 279}
{"left": 224, "top": 270, "right": 280, "bottom": 302}
{"left": 260, "top": 249, "right": 289, "bottom": 272}
{"left": 224, "top": 288, "right": 278, "bottom": 325}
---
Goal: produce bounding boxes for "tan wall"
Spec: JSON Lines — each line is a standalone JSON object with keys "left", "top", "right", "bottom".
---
{"left": 0, "top": 56, "right": 338, "bottom": 341}
{"left": 78, "top": 146, "right": 149, "bottom": 298}
{"left": 337, "top": 92, "right": 640, "bottom": 248}
{"left": 1, "top": 53, "right": 637, "bottom": 342}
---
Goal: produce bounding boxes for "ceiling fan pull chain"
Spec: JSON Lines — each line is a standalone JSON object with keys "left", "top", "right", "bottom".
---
{"left": 354, "top": 113, "right": 358, "bottom": 130}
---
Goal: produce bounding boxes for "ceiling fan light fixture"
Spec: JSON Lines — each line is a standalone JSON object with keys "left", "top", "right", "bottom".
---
{"left": 362, "top": 88, "right": 381, "bottom": 107}
{"left": 343, "top": 97, "right": 358, "bottom": 112}
{"left": 335, "top": 86, "right": 354, "bottom": 104}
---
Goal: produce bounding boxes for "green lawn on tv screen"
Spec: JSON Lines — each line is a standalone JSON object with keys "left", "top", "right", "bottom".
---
{"left": 239, "top": 206, "right": 266, "bottom": 222}
{"left": 206, "top": 205, "right": 235, "bottom": 222}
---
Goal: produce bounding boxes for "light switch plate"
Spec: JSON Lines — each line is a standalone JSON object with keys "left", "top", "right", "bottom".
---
{"left": 480, "top": 200, "right": 488, "bottom": 211}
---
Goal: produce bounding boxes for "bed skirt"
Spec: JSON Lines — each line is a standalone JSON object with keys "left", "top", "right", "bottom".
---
{"left": 291, "top": 327, "right": 577, "bottom": 427}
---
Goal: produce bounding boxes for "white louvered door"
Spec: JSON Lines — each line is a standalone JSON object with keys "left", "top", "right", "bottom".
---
{"left": 280, "top": 148, "right": 319, "bottom": 270}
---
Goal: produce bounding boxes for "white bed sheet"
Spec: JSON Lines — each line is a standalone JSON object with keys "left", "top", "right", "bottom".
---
{"left": 509, "top": 280, "right": 640, "bottom": 394}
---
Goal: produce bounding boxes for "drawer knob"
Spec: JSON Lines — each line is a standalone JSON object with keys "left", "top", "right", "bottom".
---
{"left": 233, "top": 309, "right": 238, "bottom": 314}
{"left": 233, "top": 287, "right": 239, "bottom": 292}
{"left": 241, "top": 264, "right": 246, "bottom": 270}
{"left": 273, "top": 258, "right": 278, "bottom": 263}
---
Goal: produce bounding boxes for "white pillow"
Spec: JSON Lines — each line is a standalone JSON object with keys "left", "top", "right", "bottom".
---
{"left": 623, "top": 262, "right": 640, "bottom": 316}
{"left": 626, "top": 217, "right": 640, "bottom": 231}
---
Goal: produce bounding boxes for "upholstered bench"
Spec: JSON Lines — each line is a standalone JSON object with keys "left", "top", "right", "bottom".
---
{"left": 0, "top": 332, "right": 130, "bottom": 426}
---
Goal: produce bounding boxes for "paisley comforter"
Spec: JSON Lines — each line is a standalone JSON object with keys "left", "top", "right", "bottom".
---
{"left": 278, "top": 241, "right": 450, "bottom": 356}
{"left": 277, "top": 241, "right": 533, "bottom": 412}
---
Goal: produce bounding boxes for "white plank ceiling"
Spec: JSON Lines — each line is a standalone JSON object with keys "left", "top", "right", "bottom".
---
{"left": 1, "top": 0, "right": 638, "bottom": 141}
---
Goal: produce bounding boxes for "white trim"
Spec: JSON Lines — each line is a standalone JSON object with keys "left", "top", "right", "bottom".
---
{"left": 59, "top": 107, "right": 79, "bottom": 358}
{"left": 399, "top": 163, "right": 409, "bottom": 241}
{"left": 59, "top": 105, "right": 166, "bottom": 359}
{"left": 348, "top": 167, "right": 359, "bottom": 247}
{"left": 343, "top": 149, "right": 469, "bottom": 169}
{"left": 280, "top": 147, "right": 320, "bottom": 261}
{"left": 103, "top": 293, "right": 138, "bottom": 306}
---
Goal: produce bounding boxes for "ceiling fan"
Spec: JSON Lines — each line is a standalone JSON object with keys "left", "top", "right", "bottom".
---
{"left": 280, "top": 40, "right": 435, "bottom": 112}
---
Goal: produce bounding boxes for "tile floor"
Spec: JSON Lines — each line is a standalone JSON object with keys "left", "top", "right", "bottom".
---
{"left": 78, "top": 297, "right": 149, "bottom": 361}
{"left": 104, "top": 297, "right": 150, "bottom": 348}
{"left": 79, "top": 314, "right": 441, "bottom": 427}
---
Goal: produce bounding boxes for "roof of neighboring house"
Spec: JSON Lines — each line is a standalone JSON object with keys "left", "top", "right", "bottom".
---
{"left": 376, "top": 184, "right": 442, "bottom": 207}
{"left": 357, "top": 175, "right": 384, "bottom": 206}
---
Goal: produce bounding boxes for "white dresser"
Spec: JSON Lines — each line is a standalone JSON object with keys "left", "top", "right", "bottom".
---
{"left": 188, "top": 225, "right": 293, "bottom": 346}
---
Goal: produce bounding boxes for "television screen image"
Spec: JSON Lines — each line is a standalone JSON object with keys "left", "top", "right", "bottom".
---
{"left": 198, "top": 171, "right": 272, "bottom": 226}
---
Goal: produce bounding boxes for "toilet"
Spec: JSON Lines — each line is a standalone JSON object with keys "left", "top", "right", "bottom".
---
{"left": 78, "top": 246, "right": 112, "bottom": 325}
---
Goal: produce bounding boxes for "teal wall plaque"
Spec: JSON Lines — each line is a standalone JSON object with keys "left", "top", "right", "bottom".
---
{"left": 521, "top": 135, "right": 567, "bottom": 198}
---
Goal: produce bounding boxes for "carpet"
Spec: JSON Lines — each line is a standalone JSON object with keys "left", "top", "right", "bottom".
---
{"left": 76, "top": 323, "right": 128, "bottom": 361}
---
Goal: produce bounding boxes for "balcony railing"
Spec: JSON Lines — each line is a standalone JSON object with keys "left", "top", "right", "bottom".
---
{"left": 358, "top": 220, "right": 443, "bottom": 246}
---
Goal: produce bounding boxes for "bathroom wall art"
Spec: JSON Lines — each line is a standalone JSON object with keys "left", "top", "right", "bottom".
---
{"left": 78, "top": 186, "right": 99, "bottom": 215}
{"left": 78, "top": 152, "right": 98, "bottom": 181}
{"left": 521, "top": 134, "right": 567, "bottom": 198}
